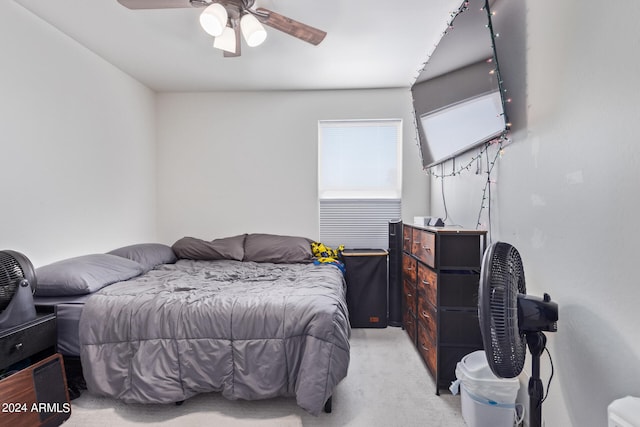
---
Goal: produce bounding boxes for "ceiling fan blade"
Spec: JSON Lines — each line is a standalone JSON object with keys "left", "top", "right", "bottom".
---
{"left": 255, "top": 8, "right": 326, "bottom": 46}
{"left": 116, "top": 0, "right": 198, "bottom": 9}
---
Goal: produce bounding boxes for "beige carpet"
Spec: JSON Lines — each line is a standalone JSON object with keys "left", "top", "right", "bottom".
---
{"left": 64, "top": 328, "right": 466, "bottom": 427}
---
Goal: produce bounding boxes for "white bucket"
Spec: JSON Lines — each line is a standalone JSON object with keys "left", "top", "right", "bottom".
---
{"left": 455, "top": 350, "right": 520, "bottom": 404}
{"left": 461, "top": 385, "right": 524, "bottom": 427}
{"left": 608, "top": 396, "right": 640, "bottom": 427}
{"left": 450, "top": 351, "right": 523, "bottom": 427}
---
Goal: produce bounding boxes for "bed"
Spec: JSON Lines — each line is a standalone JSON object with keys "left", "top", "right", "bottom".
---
{"left": 33, "top": 234, "right": 350, "bottom": 415}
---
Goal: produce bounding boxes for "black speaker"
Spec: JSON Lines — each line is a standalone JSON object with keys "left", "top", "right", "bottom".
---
{"left": 34, "top": 356, "right": 71, "bottom": 424}
{"left": 388, "top": 220, "right": 403, "bottom": 327}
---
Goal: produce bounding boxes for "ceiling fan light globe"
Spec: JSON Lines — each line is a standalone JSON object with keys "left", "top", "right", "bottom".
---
{"left": 214, "top": 26, "right": 237, "bottom": 54}
{"left": 200, "top": 3, "right": 228, "bottom": 37}
{"left": 240, "top": 13, "right": 267, "bottom": 47}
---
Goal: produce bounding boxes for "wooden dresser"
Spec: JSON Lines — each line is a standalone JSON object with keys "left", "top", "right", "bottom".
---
{"left": 401, "top": 224, "right": 486, "bottom": 393}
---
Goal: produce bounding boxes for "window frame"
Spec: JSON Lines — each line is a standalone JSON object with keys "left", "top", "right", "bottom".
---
{"left": 317, "top": 118, "right": 403, "bottom": 249}
{"left": 317, "top": 119, "right": 403, "bottom": 200}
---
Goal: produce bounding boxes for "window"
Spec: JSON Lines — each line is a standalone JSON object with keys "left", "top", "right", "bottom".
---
{"left": 318, "top": 119, "right": 402, "bottom": 249}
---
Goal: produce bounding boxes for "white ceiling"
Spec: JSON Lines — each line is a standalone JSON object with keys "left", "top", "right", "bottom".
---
{"left": 13, "top": 0, "right": 463, "bottom": 92}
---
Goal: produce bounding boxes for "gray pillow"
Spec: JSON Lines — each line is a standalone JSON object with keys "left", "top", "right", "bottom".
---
{"left": 172, "top": 235, "right": 246, "bottom": 261}
{"left": 35, "top": 254, "right": 144, "bottom": 297}
{"left": 243, "top": 233, "right": 313, "bottom": 264}
{"left": 108, "top": 243, "right": 177, "bottom": 273}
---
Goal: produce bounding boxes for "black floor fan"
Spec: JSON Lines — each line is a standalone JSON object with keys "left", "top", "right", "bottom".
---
{"left": 478, "top": 242, "right": 558, "bottom": 427}
{"left": 0, "top": 250, "right": 37, "bottom": 329}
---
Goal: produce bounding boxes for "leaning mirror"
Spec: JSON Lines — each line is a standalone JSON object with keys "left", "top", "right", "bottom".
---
{"left": 411, "top": 0, "right": 508, "bottom": 169}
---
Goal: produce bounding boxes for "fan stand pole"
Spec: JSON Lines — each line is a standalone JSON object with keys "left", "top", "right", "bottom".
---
{"left": 526, "top": 332, "right": 546, "bottom": 427}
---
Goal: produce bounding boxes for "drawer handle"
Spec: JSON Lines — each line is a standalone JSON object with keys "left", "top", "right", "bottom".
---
{"left": 422, "top": 246, "right": 432, "bottom": 252}
{"left": 420, "top": 343, "right": 429, "bottom": 351}
{"left": 421, "top": 280, "right": 430, "bottom": 286}
{"left": 405, "top": 267, "right": 414, "bottom": 271}
{"left": 421, "top": 311, "right": 430, "bottom": 319}
{"left": 14, "top": 343, "right": 23, "bottom": 351}
{"left": 407, "top": 292, "right": 413, "bottom": 298}
{"left": 404, "top": 237, "right": 411, "bottom": 241}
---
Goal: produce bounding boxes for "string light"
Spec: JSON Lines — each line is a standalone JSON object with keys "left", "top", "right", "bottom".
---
{"left": 408, "top": 1, "right": 471, "bottom": 86}
{"left": 411, "top": 0, "right": 512, "bottom": 242}
{"left": 475, "top": 141, "right": 503, "bottom": 233}
{"left": 423, "top": 133, "right": 508, "bottom": 179}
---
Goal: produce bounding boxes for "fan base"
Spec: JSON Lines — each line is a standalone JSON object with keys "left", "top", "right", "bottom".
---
{"left": 0, "top": 283, "right": 36, "bottom": 330}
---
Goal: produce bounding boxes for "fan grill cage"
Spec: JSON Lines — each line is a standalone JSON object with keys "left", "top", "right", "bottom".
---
{"left": 480, "top": 242, "right": 527, "bottom": 378}
{"left": 0, "top": 250, "right": 37, "bottom": 313}
{"left": 0, "top": 252, "right": 27, "bottom": 311}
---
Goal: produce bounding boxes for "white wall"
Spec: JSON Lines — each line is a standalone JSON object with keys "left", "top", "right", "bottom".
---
{"left": 2, "top": 2, "right": 430, "bottom": 265}
{"left": 0, "top": 2, "right": 158, "bottom": 267}
{"left": 156, "top": 89, "right": 428, "bottom": 243}
{"left": 427, "top": 0, "right": 640, "bottom": 426}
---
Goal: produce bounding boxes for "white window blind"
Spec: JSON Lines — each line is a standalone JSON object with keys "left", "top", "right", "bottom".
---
{"left": 318, "top": 120, "right": 402, "bottom": 199}
{"left": 319, "top": 199, "right": 401, "bottom": 249}
{"left": 318, "top": 119, "right": 402, "bottom": 249}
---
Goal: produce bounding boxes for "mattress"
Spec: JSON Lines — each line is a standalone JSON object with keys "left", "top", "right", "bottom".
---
{"left": 34, "top": 294, "right": 92, "bottom": 357}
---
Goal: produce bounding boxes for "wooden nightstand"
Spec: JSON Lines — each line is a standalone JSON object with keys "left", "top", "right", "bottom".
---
{"left": 0, "top": 312, "right": 70, "bottom": 427}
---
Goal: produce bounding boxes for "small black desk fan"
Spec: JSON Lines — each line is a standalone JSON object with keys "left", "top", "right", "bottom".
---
{"left": 0, "top": 250, "right": 37, "bottom": 329}
{"left": 478, "top": 242, "right": 559, "bottom": 427}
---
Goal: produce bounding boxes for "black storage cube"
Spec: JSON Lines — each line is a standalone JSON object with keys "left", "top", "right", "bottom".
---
{"left": 343, "top": 249, "right": 388, "bottom": 328}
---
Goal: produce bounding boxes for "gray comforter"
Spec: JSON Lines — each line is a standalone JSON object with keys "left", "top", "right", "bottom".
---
{"left": 79, "top": 259, "right": 350, "bottom": 415}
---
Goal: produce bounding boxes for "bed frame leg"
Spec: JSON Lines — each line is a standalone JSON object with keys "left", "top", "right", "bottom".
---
{"left": 323, "top": 396, "right": 332, "bottom": 413}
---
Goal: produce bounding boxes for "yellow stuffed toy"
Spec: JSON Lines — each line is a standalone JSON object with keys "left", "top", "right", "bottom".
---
{"left": 311, "top": 242, "right": 345, "bottom": 264}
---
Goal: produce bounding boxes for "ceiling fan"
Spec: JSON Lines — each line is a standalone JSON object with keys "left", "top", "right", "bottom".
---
{"left": 116, "top": 0, "right": 327, "bottom": 57}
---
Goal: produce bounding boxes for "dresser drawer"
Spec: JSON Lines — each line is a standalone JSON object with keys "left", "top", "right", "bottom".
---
{"left": 0, "top": 314, "right": 56, "bottom": 370}
{"left": 402, "top": 253, "right": 417, "bottom": 283}
{"left": 403, "top": 310, "right": 417, "bottom": 345}
{"left": 402, "top": 225, "right": 413, "bottom": 252}
{"left": 438, "top": 346, "right": 481, "bottom": 389}
{"left": 439, "top": 310, "right": 483, "bottom": 346}
{"left": 439, "top": 272, "right": 480, "bottom": 307}
{"left": 417, "top": 322, "right": 436, "bottom": 375}
{"left": 417, "top": 263, "right": 437, "bottom": 307}
{"left": 438, "top": 234, "right": 483, "bottom": 269}
{"left": 402, "top": 279, "right": 417, "bottom": 316}
{"left": 412, "top": 229, "right": 435, "bottom": 268}
{"left": 417, "top": 292, "right": 437, "bottom": 339}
